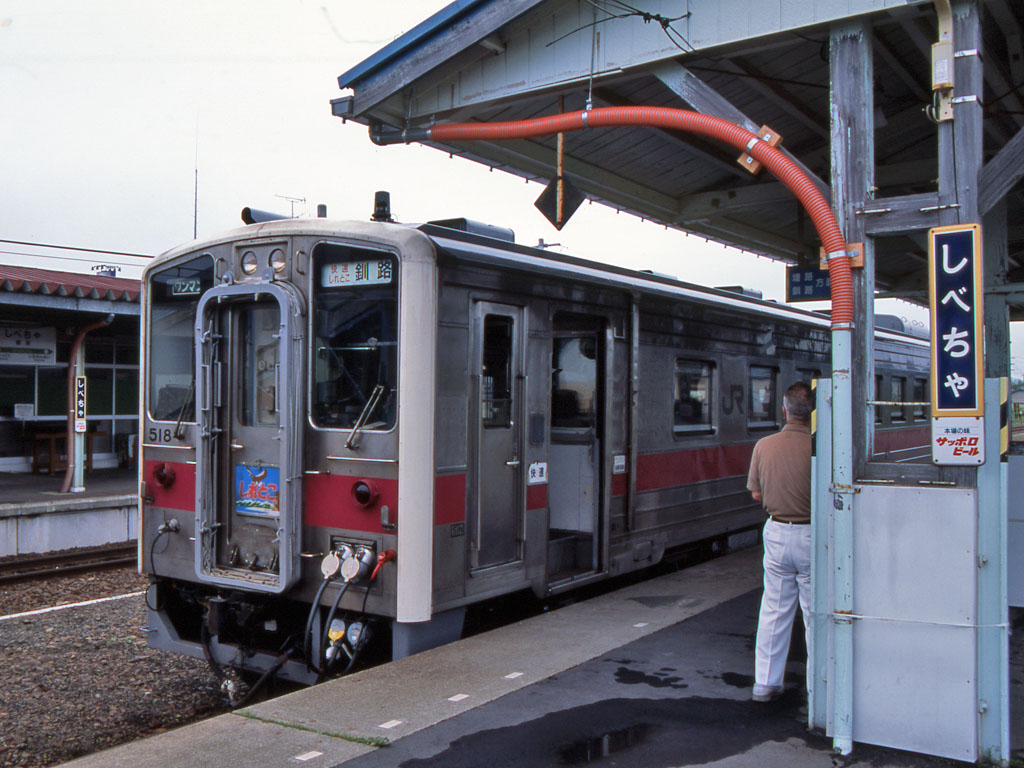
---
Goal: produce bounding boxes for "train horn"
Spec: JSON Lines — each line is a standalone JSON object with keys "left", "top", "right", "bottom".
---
{"left": 241, "top": 207, "right": 289, "bottom": 224}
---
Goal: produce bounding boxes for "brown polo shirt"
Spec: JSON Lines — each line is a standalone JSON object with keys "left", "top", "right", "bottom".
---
{"left": 746, "top": 423, "right": 811, "bottom": 523}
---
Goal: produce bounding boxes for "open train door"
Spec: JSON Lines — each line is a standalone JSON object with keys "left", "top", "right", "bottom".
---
{"left": 193, "top": 280, "right": 305, "bottom": 594}
{"left": 547, "top": 313, "right": 605, "bottom": 585}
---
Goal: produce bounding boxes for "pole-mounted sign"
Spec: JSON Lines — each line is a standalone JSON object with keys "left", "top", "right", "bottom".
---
{"left": 929, "top": 223, "right": 984, "bottom": 464}
{"left": 74, "top": 375, "right": 87, "bottom": 433}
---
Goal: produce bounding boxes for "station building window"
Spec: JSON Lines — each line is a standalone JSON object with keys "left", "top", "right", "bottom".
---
{"left": 0, "top": 367, "right": 35, "bottom": 418}
{"left": 748, "top": 366, "right": 777, "bottom": 428}
{"left": 673, "top": 359, "right": 713, "bottom": 434}
{"left": 0, "top": 333, "right": 139, "bottom": 468}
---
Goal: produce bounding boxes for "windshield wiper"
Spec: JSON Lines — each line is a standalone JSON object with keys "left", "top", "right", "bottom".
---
{"left": 173, "top": 379, "right": 196, "bottom": 440}
{"left": 345, "top": 383, "right": 386, "bottom": 450}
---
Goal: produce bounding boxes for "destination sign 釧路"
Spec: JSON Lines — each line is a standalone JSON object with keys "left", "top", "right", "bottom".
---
{"left": 322, "top": 259, "right": 393, "bottom": 288}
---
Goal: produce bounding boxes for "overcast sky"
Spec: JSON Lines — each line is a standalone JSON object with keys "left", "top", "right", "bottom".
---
{"left": 2, "top": 0, "right": 1017, "bottom": 371}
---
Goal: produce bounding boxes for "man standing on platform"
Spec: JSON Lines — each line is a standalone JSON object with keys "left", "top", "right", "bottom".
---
{"left": 746, "top": 380, "right": 813, "bottom": 702}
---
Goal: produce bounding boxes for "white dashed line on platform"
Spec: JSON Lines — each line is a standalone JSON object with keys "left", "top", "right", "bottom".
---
{"left": 378, "top": 720, "right": 403, "bottom": 729}
{"left": 503, "top": 671, "right": 524, "bottom": 679}
{"left": 293, "top": 750, "right": 323, "bottom": 762}
{"left": 447, "top": 693, "right": 469, "bottom": 702}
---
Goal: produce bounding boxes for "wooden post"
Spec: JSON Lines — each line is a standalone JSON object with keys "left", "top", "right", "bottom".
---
{"left": 828, "top": 17, "right": 875, "bottom": 756}
{"left": 830, "top": 19, "right": 875, "bottom": 473}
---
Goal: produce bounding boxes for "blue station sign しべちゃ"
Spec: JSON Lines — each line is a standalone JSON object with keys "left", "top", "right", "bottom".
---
{"left": 929, "top": 224, "right": 983, "bottom": 417}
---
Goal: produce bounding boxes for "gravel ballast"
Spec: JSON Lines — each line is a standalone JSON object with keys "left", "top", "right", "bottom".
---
{"left": 0, "top": 568, "right": 226, "bottom": 768}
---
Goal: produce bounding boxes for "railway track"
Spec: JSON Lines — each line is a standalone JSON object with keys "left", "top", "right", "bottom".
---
{"left": 0, "top": 543, "right": 137, "bottom": 583}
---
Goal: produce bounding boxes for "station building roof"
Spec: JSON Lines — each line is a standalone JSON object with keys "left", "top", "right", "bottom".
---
{"left": 0, "top": 265, "right": 140, "bottom": 317}
{"left": 332, "top": 0, "right": 1024, "bottom": 319}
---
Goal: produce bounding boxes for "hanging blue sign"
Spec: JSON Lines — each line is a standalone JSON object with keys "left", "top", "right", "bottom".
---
{"left": 929, "top": 224, "right": 983, "bottom": 417}
{"left": 786, "top": 265, "right": 831, "bottom": 302}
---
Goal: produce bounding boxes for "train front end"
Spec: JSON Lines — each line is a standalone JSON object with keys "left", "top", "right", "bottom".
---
{"left": 140, "top": 220, "right": 438, "bottom": 687}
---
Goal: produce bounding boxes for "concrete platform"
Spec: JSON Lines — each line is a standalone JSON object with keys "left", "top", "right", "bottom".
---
{"left": 0, "top": 467, "right": 137, "bottom": 556}
{"left": 59, "top": 547, "right": 1023, "bottom": 767}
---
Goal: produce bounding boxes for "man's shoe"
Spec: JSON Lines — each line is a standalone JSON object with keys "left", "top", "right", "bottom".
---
{"left": 751, "top": 685, "right": 783, "bottom": 702}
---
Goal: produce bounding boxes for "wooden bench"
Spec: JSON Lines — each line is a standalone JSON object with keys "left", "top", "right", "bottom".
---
{"left": 32, "top": 431, "right": 106, "bottom": 475}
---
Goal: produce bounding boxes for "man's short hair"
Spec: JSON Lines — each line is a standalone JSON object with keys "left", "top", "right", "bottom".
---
{"left": 784, "top": 381, "right": 814, "bottom": 421}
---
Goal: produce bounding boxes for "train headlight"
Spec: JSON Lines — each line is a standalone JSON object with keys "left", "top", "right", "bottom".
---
{"left": 352, "top": 480, "right": 379, "bottom": 507}
{"left": 241, "top": 250, "right": 259, "bottom": 274}
{"left": 270, "top": 248, "right": 287, "bottom": 273}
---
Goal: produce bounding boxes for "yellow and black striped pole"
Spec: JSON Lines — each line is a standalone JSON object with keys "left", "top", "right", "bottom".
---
{"left": 1000, "top": 377, "right": 1009, "bottom": 458}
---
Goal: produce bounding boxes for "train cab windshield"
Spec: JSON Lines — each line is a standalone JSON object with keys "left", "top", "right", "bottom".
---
{"left": 312, "top": 242, "right": 398, "bottom": 431}
{"left": 147, "top": 254, "right": 214, "bottom": 422}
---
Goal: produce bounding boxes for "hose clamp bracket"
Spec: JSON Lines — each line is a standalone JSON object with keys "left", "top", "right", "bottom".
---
{"left": 819, "top": 242, "right": 865, "bottom": 269}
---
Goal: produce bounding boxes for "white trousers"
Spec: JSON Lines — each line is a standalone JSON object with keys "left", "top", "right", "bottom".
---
{"left": 754, "top": 518, "right": 812, "bottom": 690}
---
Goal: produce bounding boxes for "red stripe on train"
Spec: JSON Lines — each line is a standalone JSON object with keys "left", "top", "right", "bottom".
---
{"left": 143, "top": 460, "right": 196, "bottom": 512}
{"left": 305, "top": 474, "right": 398, "bottom": 534}
{"left": 635, "top": 443, "right": 754, "bottom": 492}
{"left": 435, "top": 474, "right": 467, "bottom": 525}
{"left": 526, "top": 483, "right": 547, "bottom": 510}
{"left": 873, "top": 425, "right": 929, "bottom": 454}
{"left": 611, "top": 472, "right": 628, "bottom": 497}
{"left": 306, "top": 472, "right": 467, "bottom": 532}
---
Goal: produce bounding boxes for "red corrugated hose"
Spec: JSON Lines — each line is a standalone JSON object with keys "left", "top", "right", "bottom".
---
{"left": 419, "top": 107, "right": 852, "bottom": 327}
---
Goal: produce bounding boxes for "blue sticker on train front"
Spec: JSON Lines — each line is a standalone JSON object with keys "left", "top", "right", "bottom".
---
{"left": 235, "top": 464, "right": 280, "bottom": 517}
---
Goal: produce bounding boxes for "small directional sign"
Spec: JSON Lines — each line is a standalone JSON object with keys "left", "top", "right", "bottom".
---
{"left": 786, "top": 265, "right": 831, "bottom": 302}
{"left": 535, "top": 174, "right": 585, "bottom": 231}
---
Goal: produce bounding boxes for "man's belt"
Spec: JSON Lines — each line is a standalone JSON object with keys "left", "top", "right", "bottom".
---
{"left": 768, "top": 516, "right": 810, "bottom": 525}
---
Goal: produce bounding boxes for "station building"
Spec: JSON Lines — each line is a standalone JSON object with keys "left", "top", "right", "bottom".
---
{"left": 0, "top": 265, "right": 141, "bottom": 474}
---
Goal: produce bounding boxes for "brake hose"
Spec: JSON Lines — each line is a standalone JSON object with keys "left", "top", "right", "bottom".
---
{"left": 303, "top": 557, "right": 340, "bottom": 674}
{"left": 317, "top": 579, "right": 352, "bottom": 676}
{"left": 328, "top": 549, "right": 397, "bottom": 677}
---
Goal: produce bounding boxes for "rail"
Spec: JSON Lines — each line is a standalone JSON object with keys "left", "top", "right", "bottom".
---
{"left": 0, "top": 543, "right": 137, "bottom": 584}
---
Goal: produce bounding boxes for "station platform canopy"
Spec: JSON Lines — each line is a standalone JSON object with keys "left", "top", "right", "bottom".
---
{"left": 332, "top": 0, "right": 1024, "bottom": 319}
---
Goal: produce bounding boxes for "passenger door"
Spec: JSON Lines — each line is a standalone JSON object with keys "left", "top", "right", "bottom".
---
{"left": 194, "top": 282, "right": 304, "bottom": 594}
{"left": 547, "top": 318, "right": 604, "bottom": 582}
{"left": 470, "top": 302, "right": 524, "bottom": 570}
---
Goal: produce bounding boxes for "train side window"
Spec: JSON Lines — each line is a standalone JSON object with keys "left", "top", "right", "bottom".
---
{"left": 147, "top": 254, "right": 214, "bottom": 422}
{"left": 874, "top": 374, "right": 884, "bottom": 424}
{"left": 673, "top": 359, "right": 713, "bottom": 435}
{"left": 551, "top": 336, "right": 597, "bottom": 431}
{"left": 891, "top": 376, "right": 907, "bottom": 422}
{"left": 748, "top": 366, "right": 777, "bottom": 428}
{"left": 913, "top": 378, "right": 928, "bottom": 419}
{"left": 482, "top": 315, "right": 513, "bottom": 429}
